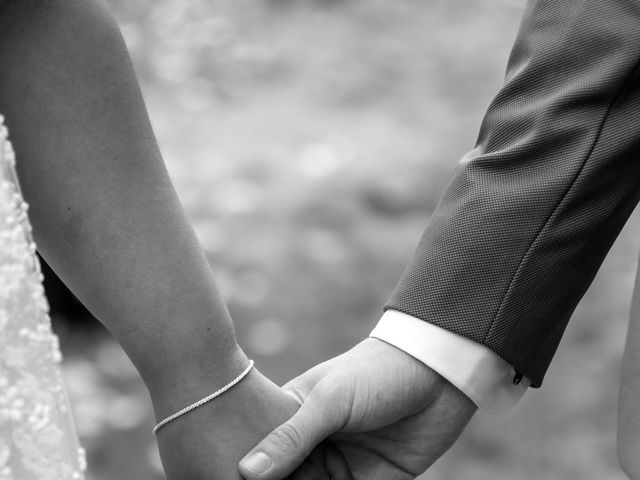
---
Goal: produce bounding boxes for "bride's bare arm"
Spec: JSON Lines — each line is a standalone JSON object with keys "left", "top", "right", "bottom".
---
{"left": 0, "top": 0, "right": 238, "bottom": 417}
{"left": 0, "top": 1, "right": 316, "bottom": 478}
{"left": 618, "top": 254, "right": 640, "bottom": 479}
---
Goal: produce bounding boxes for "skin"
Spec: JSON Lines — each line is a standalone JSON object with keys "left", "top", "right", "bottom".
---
{"left": 618, "top": 253, "right": 640, "bottom": 479}
{"left": 0, "top": 0, "right": 328, "bottom": 478}
{"left": 240, "top": 338, "right": 477, "bottom": 480}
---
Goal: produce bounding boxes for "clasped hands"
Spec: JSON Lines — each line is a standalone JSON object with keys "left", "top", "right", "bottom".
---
{"left": 153, "top": 337, "right": 476, "bottom": 480}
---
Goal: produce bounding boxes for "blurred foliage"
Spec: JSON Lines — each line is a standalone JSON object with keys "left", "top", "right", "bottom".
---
{"left": 49, "top": 0, "right": 638, "bottom": 478}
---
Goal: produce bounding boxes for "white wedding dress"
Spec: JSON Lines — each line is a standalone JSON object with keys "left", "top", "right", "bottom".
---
{"left": 0, "top": 116, "right": 86, "bottom": 480}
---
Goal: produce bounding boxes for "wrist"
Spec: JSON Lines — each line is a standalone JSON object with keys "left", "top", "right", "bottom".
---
{"left": 128, "top": 324, "right": 250, "bottom": 421}
{"left": 362, "top": 337, "right": 453, "bottom": 406}
{"left": 155, "top": 367, "right": 301, "bottom": 479}
{"left": 147, "top": 344, "right": 250, "bottom": 421}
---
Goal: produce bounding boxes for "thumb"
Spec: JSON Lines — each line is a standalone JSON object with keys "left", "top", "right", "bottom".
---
{"left": 239, "top": 382, "right": 345, "bottom": 480}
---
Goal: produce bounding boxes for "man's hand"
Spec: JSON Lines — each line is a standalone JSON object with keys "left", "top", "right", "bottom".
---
{"left": 239, "top": 338, "right": 477, "bottom": 480}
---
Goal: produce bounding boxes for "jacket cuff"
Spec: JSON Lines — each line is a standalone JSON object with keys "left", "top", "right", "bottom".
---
{"left": 369, "top": 310, "right": 530, "bottom": 415}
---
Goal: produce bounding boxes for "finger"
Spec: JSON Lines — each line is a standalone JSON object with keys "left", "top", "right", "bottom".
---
{"left": 331, "top": 441, "right": 407, "bottom": 480}
{"left": 290, "top": 441, "right": 353, "bottom": 480}
{"left": 321, "top": 440, "right": 354, "bottom": 480}
{"left": 239, "top": 381, "right": 347, "bottom": 480}
{"left": 287, "top": 453, "right": 331, "bottom": 480}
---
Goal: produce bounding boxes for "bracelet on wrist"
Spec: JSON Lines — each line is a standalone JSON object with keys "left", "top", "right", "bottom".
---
{"left": 153, "top": 359, "right": 255, "bottom": 434}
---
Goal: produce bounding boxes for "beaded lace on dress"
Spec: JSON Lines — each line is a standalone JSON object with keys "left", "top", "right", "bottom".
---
{"left": 0, "top": 115, "right": 86, "bottom": 480}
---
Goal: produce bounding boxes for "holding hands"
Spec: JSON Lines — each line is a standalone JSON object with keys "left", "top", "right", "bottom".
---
{"left": 148, "top": 336, "right": 477, "bottom": 480}
{"left": 6, "top": 0, "right": 640, "bottom": 478}
{"left": 240, "top": 338, "right": 476, "bottom": 480}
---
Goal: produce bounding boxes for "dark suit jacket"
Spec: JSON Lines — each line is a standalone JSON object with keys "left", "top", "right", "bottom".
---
{"left": 386, "top": 0, "right": 640, "bottom": 387}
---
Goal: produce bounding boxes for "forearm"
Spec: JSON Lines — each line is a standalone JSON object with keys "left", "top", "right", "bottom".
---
{"left": 0, "top": 0, "right": 243, "bottom": 416}
{"left": 618, "top": 255, "right": 640, "bottom": 478}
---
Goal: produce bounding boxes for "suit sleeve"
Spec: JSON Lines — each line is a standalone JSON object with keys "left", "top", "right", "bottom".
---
{"left": 386, "top": 0, "right": 640, "bottom": 387}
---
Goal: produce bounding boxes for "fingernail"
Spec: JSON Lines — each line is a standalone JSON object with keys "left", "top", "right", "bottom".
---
{"left": 240, "top": 452, "right": 272, "bottom": 475}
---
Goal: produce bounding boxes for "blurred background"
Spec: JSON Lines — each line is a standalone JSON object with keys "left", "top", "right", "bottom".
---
{"left": 46, "top": 0, "right": 639, "bottom": 478}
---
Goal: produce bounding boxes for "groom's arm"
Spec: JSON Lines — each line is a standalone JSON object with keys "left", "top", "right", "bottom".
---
{"left": 384, "top": 0, "right": 640, "bottom": 391}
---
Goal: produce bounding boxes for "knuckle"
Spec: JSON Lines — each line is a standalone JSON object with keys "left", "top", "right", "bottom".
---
{"left": 269, "top": 423, "right": 305, "bottom": 452}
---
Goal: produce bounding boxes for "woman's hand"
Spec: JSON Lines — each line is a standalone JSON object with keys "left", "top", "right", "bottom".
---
{"left": 153, "top": 361, "right": 330, "bottom": 480}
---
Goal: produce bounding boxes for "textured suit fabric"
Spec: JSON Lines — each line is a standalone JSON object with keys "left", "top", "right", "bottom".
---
{"left": 386, "top": 0, "right": 640, "bottom": 387}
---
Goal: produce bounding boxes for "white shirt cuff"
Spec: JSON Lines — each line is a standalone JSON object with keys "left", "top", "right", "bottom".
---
{"left": 369, "top": 310, "right": 530, "bottom": 415}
